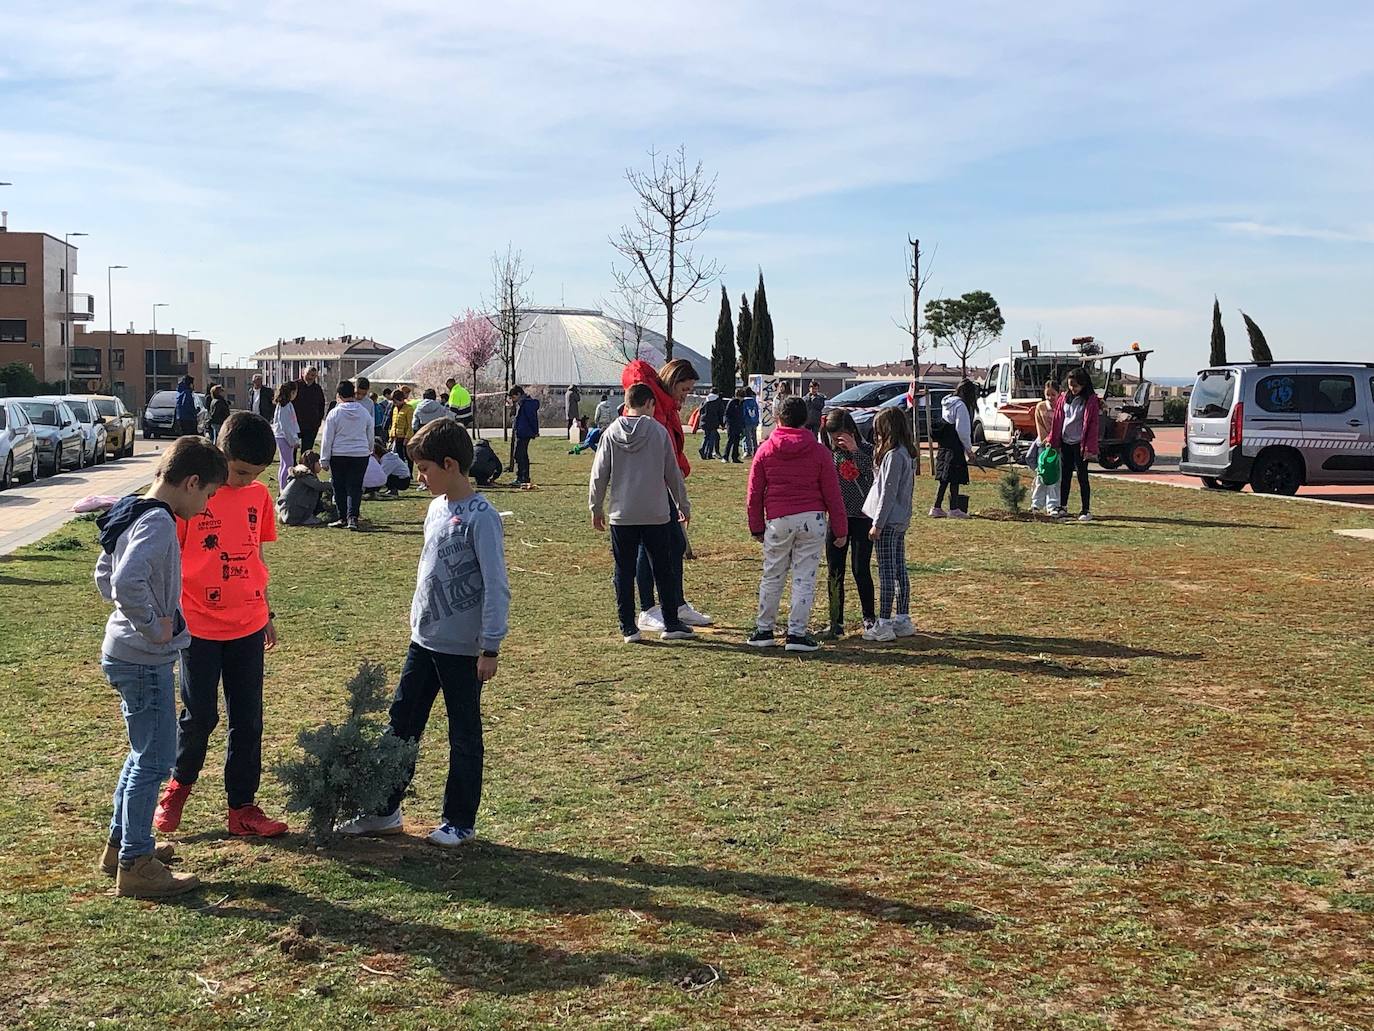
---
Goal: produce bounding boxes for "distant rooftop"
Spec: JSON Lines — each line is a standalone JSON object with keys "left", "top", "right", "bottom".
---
{"left": 250, "top": 335, "right": 391, "bottom": 361}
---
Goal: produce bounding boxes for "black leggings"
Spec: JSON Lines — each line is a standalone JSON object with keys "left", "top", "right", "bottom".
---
{"left": 934, "top": 480, "right": 965, "bottom": 511}
{"left": 826, "top": 515, "right": 875, "bottom": 626}
{"left": 1058, "top": 441, "right": 1091, "bottom": 514}
{"left": 329, "top": 454, "right": 368, "bottom": 522}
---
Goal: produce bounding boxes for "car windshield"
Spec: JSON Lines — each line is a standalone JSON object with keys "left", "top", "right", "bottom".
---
{"left": 1191, "top": 370, "right": 1236, "bottom": 419}
{"left": 828, "top": 382, "right": 888, "bottom": 405}
{"left": 66, "top": 401, "right": 92, "bottom": 422}
{"left": 149, "top": 391, "right": 178, "bottom": 407}
{"left": 93, "top": 399, "right": 118, "bottom": 417}
{"left": 17, "top": 402, "right": 57, "bottom": 426}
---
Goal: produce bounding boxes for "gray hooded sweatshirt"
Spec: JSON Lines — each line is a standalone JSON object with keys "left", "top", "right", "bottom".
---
{"left": 94, "top": 496, "right": 190, "bottom": 665}
{"left": 588, "top": 415, "right": 690, "bottom": 525}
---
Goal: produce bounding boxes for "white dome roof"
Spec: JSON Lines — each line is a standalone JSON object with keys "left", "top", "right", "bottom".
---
{"left": 359, "top": 308, "right": 710, "bottom": 388}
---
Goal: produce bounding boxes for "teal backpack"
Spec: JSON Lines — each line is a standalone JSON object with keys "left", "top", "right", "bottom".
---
{"left": 1037, "top": 445, "right": 1061, "bottom": 483}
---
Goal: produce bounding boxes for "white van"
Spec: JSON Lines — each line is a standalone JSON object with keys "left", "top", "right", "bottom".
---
{"left": 1180, "top": 363, "right": 1374, "bottom": 494}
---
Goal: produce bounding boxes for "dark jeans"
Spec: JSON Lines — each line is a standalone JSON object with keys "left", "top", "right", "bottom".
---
{"left": 382, "top": 643, "right": 484, "bottom": 829}
{"left": 301, "top": 426, "right": 320, "bottom": 452}
{"left": 1059, "top": 441, "right": 1091, "bottom": 514}
{"left": 699, "top": 428, "right": 720, "bottom": 459}
{"left": 173, "top": 628, "right": 266, "bottom": 809}
{"left": 612, "top": 522, "right": 686, "bottom": 635}
{"left": 827, "top": 514, "right": 875, "bottom": 627}
{"left": 934, "top": 480, "right": 967, "bottom": 512}
{"left": 637, "top": 496, "right": 686, "bottom": 612}
{"left": 723, "top": 426, "right": 744, "bottom": 462}
{"left": 386, "top": 474, "right": 411, "bottom": 492}
{"left": 329, "top": 453, "right": 368, "bottom": 522}
{"left": 392, "top": 437, "right": 412, "bottom": 475}
{"left": 514, "top": 436, "right": 532, "bottom": 483}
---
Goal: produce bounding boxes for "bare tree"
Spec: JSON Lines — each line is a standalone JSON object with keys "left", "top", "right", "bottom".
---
{"left": 611, "top": 145, "right": 721, "bottom": 360}
{"left": 895, "top": 238, "right": 937, "bottom": 474}
{"left": 483, "top": 245, "right": 532, "bottom": 458}
{"left": 602, "top": 277, "right": 653, "bottom": 363}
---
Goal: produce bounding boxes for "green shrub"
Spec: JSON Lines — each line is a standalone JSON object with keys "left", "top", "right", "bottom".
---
{"left": 1162, "top": 396, "right": 1188, "bottom": 424}
{"left": 274, "top": 661, "right": 418, "bottom": 843}
{"left": 997, "top": 466, "right": 1027, "bottom": 514}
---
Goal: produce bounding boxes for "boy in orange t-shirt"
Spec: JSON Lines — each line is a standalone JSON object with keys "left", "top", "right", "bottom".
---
{"left": 154, "top": 412, "right": 289, "bottom": 838}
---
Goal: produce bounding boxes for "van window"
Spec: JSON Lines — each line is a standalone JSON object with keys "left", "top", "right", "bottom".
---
{"left": 1255, "top": 375, "right": 1299, "bottom": 413}
{"left": 1310, "top": 376, "right": 1355, "bottom": 414}
{"left": 1191, "top": 371, "right": 1235, "bottom": 417}
{"left": 1256, "top": 374, "right": 1356, "bottom": 414}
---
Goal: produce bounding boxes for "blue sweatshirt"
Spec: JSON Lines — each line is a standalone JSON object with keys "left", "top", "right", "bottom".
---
{"left": 175, "top": 383, "right": 197, "bottom": 426}
{"left": 411, "top": 493, "right": 510, "bottom": 656}
{"left": 94, "top": 496, "right": 190, "bottom": 664}
{"left": 513, "top": 397, "right": 540, "bottom": 439}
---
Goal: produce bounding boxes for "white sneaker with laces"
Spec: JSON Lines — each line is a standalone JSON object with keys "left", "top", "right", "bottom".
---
{"left": 427, "top": 823, "right": 476, "bottom": 848}
{"left": 636, "top": 606, "right": 665, "bottom": 632}
{"left": 1078, "top": 512, "right": 1094, "bottom": 523}
{"left": 862, "top": 620, "right": 897, "bottom": 643}
{"left": 678, "top": 602, "right": 713, "bottom": 627}
{"left": 623, "top": 631, "right": 643, "bottom": 644}
{"left": 336, "top": 807, "right": 404, "bottom": 836}
{"left": 891, "top": 615, "right": 917, "bottom": 638}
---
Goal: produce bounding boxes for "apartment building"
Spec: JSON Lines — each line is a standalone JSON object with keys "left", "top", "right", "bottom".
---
{"left": 0, "top": 224, "right": 93, "bottom": 387}
{"left": 207, "top": 364, "right": 256, "bottom": 409}
{"left": 250, "top": 335, "right": 392, "bottom": 397}
{"left": 74, "top": 327, "right": 212, "bottom": 412}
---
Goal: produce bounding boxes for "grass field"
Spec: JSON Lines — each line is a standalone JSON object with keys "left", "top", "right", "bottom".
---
{"left": 2, "top": 439, "right": 1373, "bottom": 1029}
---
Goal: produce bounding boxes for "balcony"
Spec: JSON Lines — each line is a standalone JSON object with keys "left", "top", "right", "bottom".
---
{"left": 67, "top": 292, "right": 95, "bottom": 322}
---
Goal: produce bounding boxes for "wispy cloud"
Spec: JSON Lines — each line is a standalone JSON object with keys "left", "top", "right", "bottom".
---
{"left": 1217, "top": 220, "right": 1374, "bottom": 245}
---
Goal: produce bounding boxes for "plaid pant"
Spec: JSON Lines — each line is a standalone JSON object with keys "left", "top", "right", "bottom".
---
{"left": 874, "top": 526, "right": 910, "bottom": 620}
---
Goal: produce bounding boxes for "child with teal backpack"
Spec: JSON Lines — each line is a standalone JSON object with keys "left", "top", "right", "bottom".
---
{"left": 1028, "top": 380, "right": 1061, "bottom": 514}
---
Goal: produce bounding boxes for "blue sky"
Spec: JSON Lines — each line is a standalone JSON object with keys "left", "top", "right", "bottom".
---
{"left": 3, "top": 0, "right": 1372, "bottom": 377}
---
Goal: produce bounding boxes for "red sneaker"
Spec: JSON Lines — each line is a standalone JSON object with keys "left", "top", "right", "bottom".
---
{"left": 153, "top": 779, "right": 194, "bottom": 833}
{"left": 228, "top": 805, "right": 288, "bottom": 838}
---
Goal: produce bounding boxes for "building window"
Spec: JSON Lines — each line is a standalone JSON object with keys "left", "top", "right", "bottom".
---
{"left": 0, "top": 319, "right": 26, "bottom": 342}
{"left": 59, "top": 269, "right": 66, "bottom": 292}
{"left": 112, "top": 349, "right": 125, "bottom": 371}
{"left": 0, "top": 262, "right": 25, "bottom": 285}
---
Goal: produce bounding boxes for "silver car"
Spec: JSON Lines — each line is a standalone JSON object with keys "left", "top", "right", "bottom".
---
{"left": 53, "top": 396, "right": 109, "bottom": 466}
{"left": 16, "top": 398, "right": 88, "bottom": 475}
{"left": 1181, "top": 362, "right": 1374, "bottom": 494}
{"left": 0, "top": 398, "right": 41, "bottom": 489}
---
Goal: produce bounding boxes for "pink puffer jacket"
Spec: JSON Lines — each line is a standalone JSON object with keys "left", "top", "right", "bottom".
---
{"left": 746, "top": 426, "right": 848, "bottom": 536}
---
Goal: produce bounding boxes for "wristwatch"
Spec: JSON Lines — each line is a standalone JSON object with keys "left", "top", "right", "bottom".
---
{"left": 481, "top": 650, "right": 499, "bottom": 658}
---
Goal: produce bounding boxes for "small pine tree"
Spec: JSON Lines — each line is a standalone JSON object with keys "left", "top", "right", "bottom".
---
{"left": 749, "top": 270, "right": 775, "bottom": 375}
{"left": 711, "top": 284, "right": 736, "bottom": 393}
{"left": 274, "top": 662, "right": 418, "bottom": 843}
{"left": 998, "top": 466, "right": 1027, "bottom": 514}
{"left": 1209, "top": 297, "right": 1227, "bottom": 367}
{"left": 736, "top": 293, "right": 753, "bottom": 380}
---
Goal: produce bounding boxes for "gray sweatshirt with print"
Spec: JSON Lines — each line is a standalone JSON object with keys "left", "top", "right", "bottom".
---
{"left": 411, "top": 493, "right": 511, "bottom": 656}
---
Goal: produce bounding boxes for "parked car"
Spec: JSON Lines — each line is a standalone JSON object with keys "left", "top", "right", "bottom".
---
{"left": 1180, "top": 362, "right": 1374, "bottom": 494}
{"left": 79, "top": 394, "right": 137, "bottom": 459}
{"left": 0, "top": 397, "right": 41, "bottom": 489}
{"left": 16, "top": 398, "right": 87, "bottom": 475}
{"left": 824, "top": 380, "right": 912, "bottom": 411}
{"left": 142, "top": 390, "right": 209, "bottom": 438}
{"left": 52, "top": 396, "right": 108, "bottom": 466}
{"left": 852, "top": 383, "right": 953, "bottom": 442}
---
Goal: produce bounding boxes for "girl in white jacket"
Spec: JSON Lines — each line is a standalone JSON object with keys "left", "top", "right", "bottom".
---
{"left": 271, "top": 382, "right": 301, "bottom": 491}
{"left": 931, "top": 380, "right": 979, "bottom": 518}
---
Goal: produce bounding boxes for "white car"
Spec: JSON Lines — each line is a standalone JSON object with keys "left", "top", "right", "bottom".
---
{"left": 57, "top": 396, "right": 109, "bottom": 466}
{"left": 0, "top": 398, "right": 41, "bottom": 489}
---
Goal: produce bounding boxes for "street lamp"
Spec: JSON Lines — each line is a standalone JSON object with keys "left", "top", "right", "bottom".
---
{"left": 63, "top": 231, "right": 89, "bottom": 393}
{"left": 107, "top": 265, "right": 127, "bottom": 396}
{"left": 151, "top": 303, "right": 169, "bottom": 405}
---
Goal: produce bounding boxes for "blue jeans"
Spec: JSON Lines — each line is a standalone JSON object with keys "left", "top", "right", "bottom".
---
{"left": 102, "top": 656, "right": 177, "bottom": 864}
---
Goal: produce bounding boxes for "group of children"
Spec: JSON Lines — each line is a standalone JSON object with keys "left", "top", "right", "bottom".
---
{"left": 694, "top": 387, "right": 761, "bottom": 463}
{"left": 95, "top": 413, "right": 510, "bottom": 897}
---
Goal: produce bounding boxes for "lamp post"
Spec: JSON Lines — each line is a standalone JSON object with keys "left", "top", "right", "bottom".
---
{"left": 106, "top": 265, "right": 127, "bottom": 397}
{"left": 63, "top": 231, "right": 88, "bottom": 393}
{"left": 151, "top": 303, "right": 169, "bottom": 409}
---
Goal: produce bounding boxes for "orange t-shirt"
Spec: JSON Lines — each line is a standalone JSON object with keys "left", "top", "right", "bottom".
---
{"left": 177, "top": 481, "right": 277, "bottom": 640}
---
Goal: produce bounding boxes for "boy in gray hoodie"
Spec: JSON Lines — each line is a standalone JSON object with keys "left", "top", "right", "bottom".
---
{"left": 94, "top": 435, "right": 227, "bottom": 898}
{"left": 589, "top": 383, "right": 694, "bottom": 643}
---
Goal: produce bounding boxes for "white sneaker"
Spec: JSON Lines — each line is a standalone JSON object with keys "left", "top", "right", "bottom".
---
{"left": 636, "top": 606, "right": 665, "bottom": 632}
{"left": 890, "top": 615, "right": 917, "bottom": 638}
{"left": 623, "top": 631, "right": 643, "bottom": 644}
{"left": 427, "top": 823, "right": 476, "bottom": 848}
{"left": 336, "top": 807, "right": 404, "bottom": 836}
{"left": 862, "top": 620, "right": 897, "bottom": 643}
{"left": 1078, "top": 513, "right": 1094, "bottom": 523}
{"left": 678, "top": 602, "right": 713, "bottom": 627}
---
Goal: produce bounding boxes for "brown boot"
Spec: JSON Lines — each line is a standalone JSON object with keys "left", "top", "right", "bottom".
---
{"left": 98, "top": 841, "right": 176, "bottom": 878}
{"left": 115, "top": 854, "right": 200, "bottom": 898}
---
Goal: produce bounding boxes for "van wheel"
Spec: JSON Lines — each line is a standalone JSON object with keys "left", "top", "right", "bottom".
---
{"left": 1124, "top": 441, "right": 1155, "bottom": 472}
{"left": 1251, "top": 451, "right": 1302, "bottom": 496}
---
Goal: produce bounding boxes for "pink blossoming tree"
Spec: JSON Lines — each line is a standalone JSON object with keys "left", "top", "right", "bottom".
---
{"left": 448, "top": 308, "right": 499, "bottom": 432}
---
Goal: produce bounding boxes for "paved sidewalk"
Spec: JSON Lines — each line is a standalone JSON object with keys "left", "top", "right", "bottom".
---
{"left": 0, "top": 447, "right": 167, "bottom": 556}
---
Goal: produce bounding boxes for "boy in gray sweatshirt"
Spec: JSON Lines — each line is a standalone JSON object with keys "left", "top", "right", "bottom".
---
{"left": 338, "top": 419, "right": 510, "bottom": 848}
{"left": 589, "top": 382, "right": 694, "bottom": 643}
{"left": 93, "top": 435, "right": 227, "bottom": 898}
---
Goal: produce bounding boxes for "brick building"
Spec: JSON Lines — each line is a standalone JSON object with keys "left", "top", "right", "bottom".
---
{"left": 207, "top": 364, "right": 256, "bottom": 410}
{"left": 74, "top": 327, "right": 213, "bottom": 413}
{"left": 0, "top": 225, "right": 94, "bottom": 389}
{"left": 250, "top": 336, "right": 392, "bottom": 398}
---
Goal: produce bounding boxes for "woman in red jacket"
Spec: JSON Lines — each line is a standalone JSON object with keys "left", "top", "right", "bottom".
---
{"left": 619, "top": 357, "right": 711, "bottom": 630}
{"left": 1047, "top": 366, "right": 1102, "bottom": 522}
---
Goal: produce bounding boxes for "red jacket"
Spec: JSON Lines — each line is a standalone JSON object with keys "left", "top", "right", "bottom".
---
{"left": 1048, "top": 391, "right": 1101, "bottom": 455}
{"left": 621, "top": 360, "right": 690, "bottom": 477}
{"left": 746, "top": 426, "right": 848, "bottom": 536}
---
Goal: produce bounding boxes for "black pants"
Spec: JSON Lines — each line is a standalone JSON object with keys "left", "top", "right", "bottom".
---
{"left": 935, "top": 480, "right": 967, "bottom": 512}
{"left": 329, "top": 454, "right": 368, "bottom": 522}
{"left": 173, "top": 628, "right": 266, "bottom": 809}
{"left": 386, "top": 474, "right": 411, "bottom": 492}
{"left": 612, "top": 522, "right": 685, "bottom": 635}
{"left": 301, "top": 427, "right": 320, "bottom": 452}
{"left": 392, "top": 437, "right": 412, "bottom": 475}
{"left": 699, "top": 428, "right": 720, "bottom": 459}
{"left": 723, "top": 427, "right": 743, "bottom": 462}
{"left": 1058, "top": 441, "right": 1091, "bottom": 514}
{"left": 514, "top": 436, "right": 532, "bottom": 483}
{"left": 827, "top": 514, "right": 875, "bottom": 627}
{"left": 637, "top": 496, "right": 686, "bottom": 612}
{"left": 382, "top": 643, "right": 484, "bottom": 829}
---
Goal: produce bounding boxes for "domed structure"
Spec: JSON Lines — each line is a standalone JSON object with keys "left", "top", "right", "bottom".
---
{"left": 359, "top": 307, "right": 711, "bottom": 389}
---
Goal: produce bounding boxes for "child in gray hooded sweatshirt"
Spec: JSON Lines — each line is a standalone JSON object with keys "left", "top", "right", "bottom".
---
{"left": 589, "top": 382, "right": 693, "bottom": 643}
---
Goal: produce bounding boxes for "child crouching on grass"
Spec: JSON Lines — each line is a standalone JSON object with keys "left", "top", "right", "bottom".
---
{"left": 745, "top": 395, "right": 848, "bottom": 653}
{"left": 95, "top": 435, "right": 227, "bottom": 898}
{"left": 277, "top": 450, "right": 335, "bottom": 527}
{"left": 338, "top": 419, "right": 510, "bottom": 847}
{"left": 862, "top": 407, "right": 917, "bottom": 643}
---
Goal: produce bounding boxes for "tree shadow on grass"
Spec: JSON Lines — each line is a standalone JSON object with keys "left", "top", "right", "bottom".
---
{"left": 0, "top": 573, "right": 66, "bottom": 586}
{"left": 1092, "top": 514, "right": 1288, "bottom": 530}
{"left": 936, "top": 631, "right": 1199, "bottom": 662}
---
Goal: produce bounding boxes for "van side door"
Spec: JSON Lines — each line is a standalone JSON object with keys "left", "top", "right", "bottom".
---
{"left": 1298, "top": 373, "right": 1365, "bottom": 484}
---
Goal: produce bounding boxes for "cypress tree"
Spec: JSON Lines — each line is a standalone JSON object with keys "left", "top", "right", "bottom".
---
{"left": 1209, "top": 297, "right": 1227, "bottom": 367}
{"left": 711, "top": 284, "right": 736, "bottom": 393}
{"left": 750, "top": 270, "right": 776, "bottom": 375}
{"left": 1241, "top": 311, "right": 1273, "bottom": 363}
{"left": 736, "top": 293, "right": 753, "bottom": 379}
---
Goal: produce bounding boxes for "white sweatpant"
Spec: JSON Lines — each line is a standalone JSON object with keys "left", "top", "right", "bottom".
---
{"left": 1031, "top": 474, "right": 1059, "bottom": 512}
{"left": 756, "top": 511, "right": 827, "bottom": 636}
